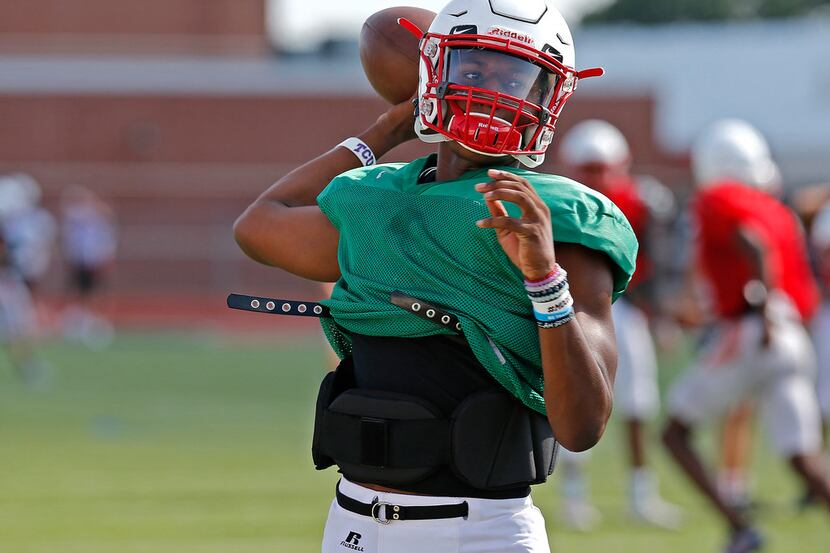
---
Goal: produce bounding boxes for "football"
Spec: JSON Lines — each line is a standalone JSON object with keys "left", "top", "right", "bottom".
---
{"left": 359, "top": 6, "right": 437, "bottom": 104}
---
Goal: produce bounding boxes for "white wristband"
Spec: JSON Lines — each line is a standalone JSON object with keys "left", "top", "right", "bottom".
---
{"left": 531, "top": 291, "right": 574, "bottom": 316}
{"left": 338, "top": 137, "right": 376, "bottom": 167}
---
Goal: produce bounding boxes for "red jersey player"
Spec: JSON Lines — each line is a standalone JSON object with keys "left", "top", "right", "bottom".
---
{"left": 556, "top": 120, "right": 682, "bottom": 530}
{"left": 663, "top": 119, "right": 830, "bottom": 553}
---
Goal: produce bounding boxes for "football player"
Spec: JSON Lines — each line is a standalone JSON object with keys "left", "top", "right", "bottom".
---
{"left": 556, "top": 120, "right": 682, "bottom": 530}
{"left": 663, "top": 120, "right": 830, "bottom": 553}
{"left": 234, "top": 1, "right": 636, "bottom": 551}
{"left": 0, "top": 230, "right": 49, "bottom": 389}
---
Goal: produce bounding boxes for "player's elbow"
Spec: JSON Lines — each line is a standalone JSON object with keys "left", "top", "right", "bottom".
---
{"left": 233, "top": 210, "right": 253, "bottom": 250}
{"left": 549, "top": 392, "right": 613, "bottom": 452}
{"left": 233, "top": 204, "right": 268, "bottom": 262}
{"left": 555, "top": 419, "right": 608, "bottom": 453}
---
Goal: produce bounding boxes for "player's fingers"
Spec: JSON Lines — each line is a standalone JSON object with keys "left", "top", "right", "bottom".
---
{"left": 480, "top": 181, "right": 548, "bottom": 216}
{"left": 477, "top": 180, "right": 535, "bottom": 206}
{"left": 476, "top": 216, "right": 529, "bottom": 234}
{"left": 480, "top": 172, "right": 548, "bottom": 211}
{"left": 483, "top": 189, "right": 543, "bottom": 220}
{"left": 486, "top": 198, "right": 509, "bottom": 218}
{"left": 487, "top": 169, "right": 524, "bottom": 183}
{"left": 476, "top": 179, "right": 523, "bottom": 192}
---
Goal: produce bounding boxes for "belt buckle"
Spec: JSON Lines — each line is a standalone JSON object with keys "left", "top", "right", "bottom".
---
{"left": 371, "top": 501, "right": 395, "bottom": 525}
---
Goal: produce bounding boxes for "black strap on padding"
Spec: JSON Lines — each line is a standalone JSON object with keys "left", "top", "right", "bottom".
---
{"left": 335, "top": 483, "right": 469, "bottom": 522}
{"left": 229, "top": 292, "right": 460, "bottom": 333}
{"left": 322, "top": 411, "right": 450, "bottom": 468}
{"left": 227, "top": 293, "right": 331, "bottom": 318}
{"left": 390, "top": 291, "right": 463, "bottom": 334}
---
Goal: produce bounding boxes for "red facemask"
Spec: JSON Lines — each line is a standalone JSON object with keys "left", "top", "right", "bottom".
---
{"left": 401, "top": 19, "right": 604, "bottom": 161}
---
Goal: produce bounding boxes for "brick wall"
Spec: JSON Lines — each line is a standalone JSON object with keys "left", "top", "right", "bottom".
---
{"left": 0, "top": 92, "right": 686, "bottom": 298}
{"left": 0, "top": 0, "right": 265, "bottom": 36}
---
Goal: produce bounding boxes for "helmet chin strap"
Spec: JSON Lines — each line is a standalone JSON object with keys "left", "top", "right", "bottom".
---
{"left": 447, "top": 112, "right": 524, "bottom": 155}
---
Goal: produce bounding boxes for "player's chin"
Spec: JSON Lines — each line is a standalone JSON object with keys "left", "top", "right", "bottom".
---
{"left": 447, "top": 140, "right": 514, "bottom": 167}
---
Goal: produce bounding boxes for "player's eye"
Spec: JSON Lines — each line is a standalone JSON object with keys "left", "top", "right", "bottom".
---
{"left": 505, "top": 78, "right": 524, "bottom": 91}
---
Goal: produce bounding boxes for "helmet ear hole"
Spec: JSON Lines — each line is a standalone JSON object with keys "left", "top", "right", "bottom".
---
{"left": 419, "top": 98, "right": 439, "bottom": 124}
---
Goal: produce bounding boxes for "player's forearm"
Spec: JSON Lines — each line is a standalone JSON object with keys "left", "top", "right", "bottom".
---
{"left": 254, "top": 102, "right": 417, "bottom": 208}
{"left": 234, "top": 109, "right": 412, "bottom": 268}
{"left": 255, "top": 125, "right": 404, "bottom": 208}
{"left": 737, "top": 227, "right": 772, "bottom": 289}
{"left": 540, "top": 319, "right": 615, "bottom": 452}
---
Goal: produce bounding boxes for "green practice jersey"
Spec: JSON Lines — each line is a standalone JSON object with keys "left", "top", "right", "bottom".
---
{"left": 317, "top": 156, "right": 638, "bottom": 415}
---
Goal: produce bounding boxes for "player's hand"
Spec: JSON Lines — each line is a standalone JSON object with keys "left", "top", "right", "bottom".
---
{"left": 371, "top": 97, "right": 418, "bottom": 149}
{"left": 475, "top": 169, "right": 556, "bottom": 281}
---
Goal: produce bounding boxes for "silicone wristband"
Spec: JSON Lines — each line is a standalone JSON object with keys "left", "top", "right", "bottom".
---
{"left": 338, "top": 137, "right": 376, "bottom": 167}
{"left": 534, "top": 305, "right": 575, "bottom": 323}
{"left": 524, "top": 265, "right": 561, "bottom": 286}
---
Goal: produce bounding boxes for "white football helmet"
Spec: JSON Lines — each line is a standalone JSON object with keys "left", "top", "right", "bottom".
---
{"left": 559, "top": 120, "right": 630, "bottom": 168}
{"left": 813, "top": 202, "right": 830, "bottom": 251}
{"left": 9, "top": 173, "right": 42, "bottom": 206}
{"left": 400, "top": 0, "right": 603, "bottom": 168}
{"left": 0, "top": 175, "right": 30, "bottom": 218}
{"left": 691, "top": 119, "right": 780, "bottom": 192}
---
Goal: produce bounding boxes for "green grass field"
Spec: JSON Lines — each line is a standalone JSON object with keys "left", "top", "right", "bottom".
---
{"left": 0, "top": 331, "right": 827, "bottom": 552}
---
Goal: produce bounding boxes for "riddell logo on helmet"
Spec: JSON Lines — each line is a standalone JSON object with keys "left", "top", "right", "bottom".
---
{"left": 487, "top": 26, "right": 535, "bottom": 46}
{"left": 476, "top": 121, "right": 505, "bottom": 133}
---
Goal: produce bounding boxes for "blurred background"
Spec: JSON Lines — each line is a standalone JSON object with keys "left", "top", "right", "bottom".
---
{"left": 0, "top": 1, "right": 828, "bottom": 552}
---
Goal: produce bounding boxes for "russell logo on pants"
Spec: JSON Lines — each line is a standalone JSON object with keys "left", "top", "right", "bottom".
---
{"left": 341, "top": 531, "right": 364, "bottom": 552}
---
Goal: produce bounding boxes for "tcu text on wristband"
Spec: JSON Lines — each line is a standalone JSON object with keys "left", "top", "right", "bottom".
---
{"left": 338, "top": 137, "right": 376, "bottom": 167}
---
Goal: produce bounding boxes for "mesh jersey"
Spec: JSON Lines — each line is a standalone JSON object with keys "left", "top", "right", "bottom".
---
{"left": 317, "top": 156, "right": 638, "bottom": 415}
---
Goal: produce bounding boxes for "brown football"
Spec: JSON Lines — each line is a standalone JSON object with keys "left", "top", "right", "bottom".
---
{"left": 359, "top": 6, "right": 436, "bottom": 104}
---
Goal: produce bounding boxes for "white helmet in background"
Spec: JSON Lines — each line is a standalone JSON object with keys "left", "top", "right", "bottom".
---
{"left": 0, "top": 175, "right": 30, "bottom": 218}
{"left": 9, "top": 173, "right": 42, "bottom": 206}
{"left": 813, "top": 203, "right": 830, "bottom": 251}
{"left": 404, "top": 0, "right": 604, "bottom": 168}
{"left": 691, "top": 119, "right": 780, "bottom": 192}
{"left": 559, "top": 120, "right": 630, "bottom": 167}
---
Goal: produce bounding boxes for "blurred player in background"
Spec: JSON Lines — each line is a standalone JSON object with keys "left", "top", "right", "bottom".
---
{"left": 663, "top": 119, "right": 830, "bottom": 553}
{"left": 0, "top": 230, "right": 50, "bottom": 389}
{"left": 711, "top": 139, "right": 782, "bottom": 514}
{"left": 555, "top": 120, "right": 681, "bottom": 530}
{"left": 59, "top": 186, "right": 117, "bottom": 348}
{"left": 0, "top": 174, "right": 57, "bottom": 296}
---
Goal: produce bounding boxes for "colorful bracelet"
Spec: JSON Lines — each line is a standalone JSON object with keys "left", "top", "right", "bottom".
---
{"left": 534, "top": 305, "right": 574, "bottom": 322}
{"left": 527, "top": 280, "right": 569, "bottom": 300}
{"left": 532, "top": 294, "right": 574, "bottom": 317}
{"left": 525, "top": 263, "right": 575, "bottom": 327}
{"left": 523, "top": 266, "right": 561, "bottom": 286}
{"left": 537, "top": 309, "right": 576, "bottom": 329}
{"left": 524, "top": 267, "right": 567, "bottom": 291}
